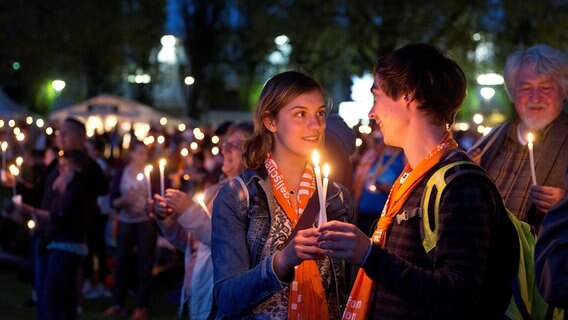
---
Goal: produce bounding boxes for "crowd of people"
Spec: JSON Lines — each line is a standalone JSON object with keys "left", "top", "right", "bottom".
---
{"left": 0, "top": 42, "right": 566, "bottom": 320}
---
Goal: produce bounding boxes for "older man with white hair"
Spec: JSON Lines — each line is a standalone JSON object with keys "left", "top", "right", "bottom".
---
{"left": 469, "top": 44, "right": 568, "bottom": 227}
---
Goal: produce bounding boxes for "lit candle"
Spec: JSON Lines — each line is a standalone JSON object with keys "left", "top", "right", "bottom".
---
{"left": 318, "top": 164, "right": 330, "bottom": 226}
{"left": 311, "top": 150, "right": 325, "bottom": 226}
{"left": 9, "top": 164, "right": 19, "bottom": 196}
{"left": 195, "top": 192, "right": 210, "bottom": 216}
{"left": 144, "top": 165, "right": 153, "bottom": 199}
{"left": 527, "top": 132, "right": 537, "bottom": 186}
{"left": 15, "top": 156, "right": 23, "bottom": 170}
{"left": 159, "top": 158, "right": 166, "bottom": 196}
{"left": 1, "top": 141, "right": 7, "bottom": 172}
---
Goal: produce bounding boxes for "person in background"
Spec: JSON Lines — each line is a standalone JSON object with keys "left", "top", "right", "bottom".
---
{"left": 82, "top": 136, "right": 112, "bottom": 299}
{"left": 211, "top": 71, "right": 353, "bottom": 319}
{"left": 17, "top": 149, "right": 94, "bottom": 320}
{"left": 324, "top": 114, "right": 356, "bottom": 191}
{"left": 352, "top": 128, "right": 405, "bottom": 236}
{"left": 11, "top": 117, "right": 108, "bottom": 320}
{"left": 468, "top": 44, "right": 568, "bottom": 226}
{"left": 103, "top": 140, "right": 157, "bottom": 320}
{"left": 318, "top": 44, "right": 518, "bottom": 319}
{"left": 151, "top": 122, "right": 253, "bottom": 319}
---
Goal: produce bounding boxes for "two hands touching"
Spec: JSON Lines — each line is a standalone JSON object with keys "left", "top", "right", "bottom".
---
{"left": 273, "top": 221, "right": 372, "bottom": 280}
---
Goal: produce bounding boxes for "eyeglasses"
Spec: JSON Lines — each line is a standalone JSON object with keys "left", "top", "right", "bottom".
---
{"left": 221, "top": 140, "right": 244, "bottom": 152}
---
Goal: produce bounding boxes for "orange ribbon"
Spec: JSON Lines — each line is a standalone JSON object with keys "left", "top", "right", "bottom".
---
{"left": 265, "top": 155, "right": 330, "bottom": 320}
{"left": 342, "top": 132, "right": 458, "bottom": 319}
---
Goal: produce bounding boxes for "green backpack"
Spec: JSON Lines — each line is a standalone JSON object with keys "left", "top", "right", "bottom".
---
{"left": 420, "top": 160, "right": 564, "bottom": 320}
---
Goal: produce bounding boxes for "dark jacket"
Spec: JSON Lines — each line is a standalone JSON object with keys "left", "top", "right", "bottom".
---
{"left": 535, "top": 196, "right": 568, "bottom": 309}
{"left": 363, "top": 151, "right": 518, "bottom": 320}
{"left": 49, "top": 172, "right": 95, "bottom": 243}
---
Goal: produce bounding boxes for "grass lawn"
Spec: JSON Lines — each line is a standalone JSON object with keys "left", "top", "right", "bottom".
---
{"left": 0, "top": 264, "right": 182, "bottom": 320}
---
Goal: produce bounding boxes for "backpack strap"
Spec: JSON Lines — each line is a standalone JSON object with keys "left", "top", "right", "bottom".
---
{"left": 421, "top": 160, "right": 480, "bottom": 253}
{"left": 420, "top": 161, "right": 560, "bottom": 320}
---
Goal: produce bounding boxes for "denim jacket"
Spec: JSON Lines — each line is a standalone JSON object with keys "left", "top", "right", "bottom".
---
{"left": 211, "top": 167, "right": 354, "bottom": 319}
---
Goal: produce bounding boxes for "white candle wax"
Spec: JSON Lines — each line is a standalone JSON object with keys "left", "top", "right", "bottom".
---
{"left": 311, "top": 150, "right": 325, "bottom": 227}
{"left": 9, "top": 164, "right": 19, "bottom": 196}
{"left": 318, "top": 164, "right": 330, "bottom": 226}
{"left": 1, "top": 141, "right": 7, "bottom": 173}
{"left": 196, "top": 192, "right": 210, "bottom": 216}
{"left": 159, "top": 159, "right": 166, "bottom": 196}
{"left": 527, "top": 133, "right": 537, "bottom": 186}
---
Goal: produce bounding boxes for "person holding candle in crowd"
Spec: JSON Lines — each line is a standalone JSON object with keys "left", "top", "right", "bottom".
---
{"left": 317, "top": 44, "right": 518, "bottom": 319}
{"left": 149, "top": 122, "right": 253, "bottom": 319}
{"left": 211, "top": 70, "right": 353, "bottom": 319}
{"left": 468, "top": 44, "right": 568, "bottom": 226}
{"left": 10, "top": 117, "right": 108, "bottom": 319}
{"left": 103, "top": 140, "right": 158, "bottom": 320}
{"left": 17, "top": 150, "right": 94, "bottom": 320}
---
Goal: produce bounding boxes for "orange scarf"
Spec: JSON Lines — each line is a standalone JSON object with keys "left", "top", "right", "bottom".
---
{"left": 265, "top": 155, "right": 330, "bottom": 320}
{"left": 342, "top": 132, "right": 458, "bottom": 320}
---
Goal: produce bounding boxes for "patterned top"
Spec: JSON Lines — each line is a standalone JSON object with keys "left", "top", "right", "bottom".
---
{"left": 252, "top": 205, "right": 333, "bottom": 319}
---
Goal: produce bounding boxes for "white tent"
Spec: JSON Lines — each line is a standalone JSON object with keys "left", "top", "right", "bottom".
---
{"left": 48, "top": 94, "right": 183, "bottom": 131}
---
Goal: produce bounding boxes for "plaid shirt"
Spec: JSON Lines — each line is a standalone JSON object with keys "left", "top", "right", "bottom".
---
{"left": 479, "top": 113, "right": 568, "bottom": 225}
{"left": 485, "top": 122, "right": 551, "bottom": 222}
{"left": 363, "top": 151, "right": 516, "bottom": 319}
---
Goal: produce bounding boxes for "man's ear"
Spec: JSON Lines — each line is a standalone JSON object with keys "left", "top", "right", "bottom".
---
{"left": 263, "top": 114, "right": 277, "bottom": 133}
{"left": 403, "top": 92, "right": 415, "bottom": 103}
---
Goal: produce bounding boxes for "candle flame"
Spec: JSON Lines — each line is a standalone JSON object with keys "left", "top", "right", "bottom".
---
{"left": 527, "top": 132, "right": 534, "bottom": 144}
{"left": 196, "top": 192, "right": 205, "bottom": 203}
{"left": 27, "top": 220, "right": 35, "bottom": 229}
{"left": 323, "top": 164, "right": 330, "bottom": 178}
{"left": 1, "top": 141, "right": 7, "bottom": 151}
{"left": 159, "top": 158, "right": 166, "bottom": 168}
{"left": 144, "top": 165, "right": 153, "bottom": 174}
{"left": 136, "top": 173, "right": 144, "bottom": 181}
{"left": 311, "top": 150, "right": 320, "bottom": 167}
{"left": 9, "top": 164, "right": 19, "bottom": 176}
